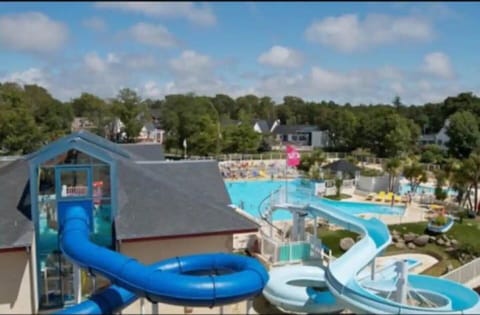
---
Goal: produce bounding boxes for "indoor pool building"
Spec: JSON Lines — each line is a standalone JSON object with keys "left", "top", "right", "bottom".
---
{"left": 0, "top": 131, "right": 260, "bottom": 314}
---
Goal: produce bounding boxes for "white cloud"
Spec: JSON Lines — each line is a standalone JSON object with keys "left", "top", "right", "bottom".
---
{"left": 0, "top": 12, "right": 68, "bottom": 53}
{"left": 0, "top": 49, "right": 468, "bottom": 106}
{"left": 305, "top": 13, "right": 434, "bottom": 53}
{"left": 422, "top": 51, "right": 454, "bottom": 79}
{"left": 82, "top": 17, "right": 107, "bottom": 32}
{"left": 258, "top": 45, "right": 303, "bottom": 68}
{"left": 95, "top": 2, "right": 216, "bottom": 26}
{"left": 4, "top": 51, "right": 162, "bottom": 101}
{"left": 1, "top": 68, "right": 50, "bottom": 88}
{"left": 128, "top": 22, "right": 178, "bottom": 48}
{"left": 169, "top": 50, "right": 213, "bottom": 77}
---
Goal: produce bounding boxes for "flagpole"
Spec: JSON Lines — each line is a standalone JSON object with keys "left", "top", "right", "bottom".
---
{"left": 285, "top": 144, "right": 300, "bottom": 204}
{"left": 183, "top": 138, "right": 187, "bottom": 159}
{"left": 285, "top": 163, "right": 288, "bottom": 203}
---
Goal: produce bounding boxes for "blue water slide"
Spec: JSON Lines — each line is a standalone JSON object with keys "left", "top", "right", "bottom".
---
{"left": 304, "top": 203, "right": 480, "bottom": 314}
{"left": 55, "top": 285, "right": 136, "bottom": 315}
{"left": 56, "top": 201, "right": 268, "bottom": 313}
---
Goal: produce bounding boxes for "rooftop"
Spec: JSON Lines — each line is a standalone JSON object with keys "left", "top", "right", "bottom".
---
{"left": 0, "top": 131, "right": 258, "bottom": 249}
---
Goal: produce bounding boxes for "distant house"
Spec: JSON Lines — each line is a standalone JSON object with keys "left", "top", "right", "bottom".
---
{"left": 418, "top": 119, "right": 450, "bottom": 150}
{"left": 271, "top": 124, "right": 330, "bottom": 148}
{"left": 71, "top": 117, "right": 95, "bottom": 132}
{"left": 252, "top": 119, "right": 279, "bottom": 134}
{"left": 138, "top": 122, "right": 165, "bottom": 144}
{"left": 107, "top": 115, "right": 165, "bottom": 144}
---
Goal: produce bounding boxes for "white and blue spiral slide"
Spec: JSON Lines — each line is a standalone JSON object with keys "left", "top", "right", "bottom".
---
{"left": 54, "top": 201, "right": 269, "bottom": 314}
{"left": 263, "top": 201, "right": 480, "bottom": 314}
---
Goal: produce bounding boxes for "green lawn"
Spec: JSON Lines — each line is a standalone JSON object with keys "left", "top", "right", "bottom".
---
{"left": 315, "top": 228, "right": 358, "bottom": 256}
{"left": 314, "top": 218, "right": 480, "bottom": 277}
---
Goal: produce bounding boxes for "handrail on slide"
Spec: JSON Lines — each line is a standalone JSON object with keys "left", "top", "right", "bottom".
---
{"left": 55, "top": 201, "right": 268, "bottom": 314}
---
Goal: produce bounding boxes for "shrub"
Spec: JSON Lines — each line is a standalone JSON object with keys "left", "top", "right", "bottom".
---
{"left": 434, "top": 186, "right": 448, "bottom": 201}
{"left": 432, "top": 214, "right": 447, "bottom": 226}
{"left": 359, "top": 167, "right": 384, "bottom": 177}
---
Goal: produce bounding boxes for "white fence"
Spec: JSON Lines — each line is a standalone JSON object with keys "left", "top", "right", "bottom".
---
{"left": 441, "top": 256, "right": 480, "bottom": 285}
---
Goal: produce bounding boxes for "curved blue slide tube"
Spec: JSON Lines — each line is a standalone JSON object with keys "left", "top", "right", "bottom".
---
{"left": 263, "top": 200, "right": 480, "bottom": 314}
{"left": 55, "top": 202, "right": 268, "bottom": 313}
{"left": 55, "top": 285, "right": 135, "bottom": 315}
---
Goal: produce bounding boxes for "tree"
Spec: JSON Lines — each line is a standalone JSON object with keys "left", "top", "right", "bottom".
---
{"left": 351, "top": 147, "right": 372, "bottom": 167}
{"left": 335, "top": 177, "right": 343, "bottom": 198}
{"left": 446, "top": 111, "right": 480, "bottom": 159}
{"left": 419, "top": 144, "right": 446, "bottom": 164}
{"left": 433, "top": 170, "right": 448, "bottom": 201}
{"left": 186, "top": 115, "right": 218, "bottom": 156}
{"left": 463, "top": 151, "right": 480, "bottom": 215}
{"left": 112, "top": 88, "right": 147, "bottom": 142}
{"left": 71, "top": 93, "right": 112, "bottom": 137}
{"left": 298, "top": 149, "right": 326, "bottom": 173}
{"left": 383, "top": 157, "right": 403, "bottom": 192}
{"left": 24, "top": 84, "right": 73, "bottom": 141}
{"left": 324, "top": 109, "right": 357, "bottom": 151}
{"left": 222, "top": 123, "right": 261, "bottom": 154}
{"left": 383, "top": 116, "right": 420, "bottom": 157}
{"left": 0, "top": 83, "right": 44, "bottom": 153}
{"left": 403, "top": 162, "right": 428, "bottom": 193}
{"left": 393, "top": 95, "right": 402, "bottom": 110}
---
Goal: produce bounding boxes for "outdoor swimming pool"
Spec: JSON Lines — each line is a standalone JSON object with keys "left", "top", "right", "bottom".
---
{"left": 226, "top": 179, "right": 405, "bottom": 221}
{"left": 398, "top": 182, "right": 457, "bottom": 196}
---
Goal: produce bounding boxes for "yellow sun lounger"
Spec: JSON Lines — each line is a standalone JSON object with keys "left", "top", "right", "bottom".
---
{"left": 430, "top": 204, "right": 444, "bottom": 211}
{"left": 375, "top": 191, "right": 386, "bottom": 202}
{"left": 384, "top": 192, "right": 394, "bottom": 202}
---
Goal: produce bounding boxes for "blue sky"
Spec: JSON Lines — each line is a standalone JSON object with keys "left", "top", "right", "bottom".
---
{"left": 0, "top": 2, "right": 479, "bottom": 105}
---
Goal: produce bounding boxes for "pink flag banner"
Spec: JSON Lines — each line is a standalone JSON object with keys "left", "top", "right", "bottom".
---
{"left": 286, "top": 144, "right": 300, "bottom": 167}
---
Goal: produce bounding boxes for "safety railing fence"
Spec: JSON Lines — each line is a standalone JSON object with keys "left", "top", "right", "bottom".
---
{"left": 441, "top": 256, "right": 480, "bottom": 285}
{"left": 259, "top": 228, "right": 330, "bottom": 265}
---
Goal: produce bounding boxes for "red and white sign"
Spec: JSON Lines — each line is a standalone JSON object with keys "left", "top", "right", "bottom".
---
{"left": 286, "top": 144, "right": 300, "bottom": 167}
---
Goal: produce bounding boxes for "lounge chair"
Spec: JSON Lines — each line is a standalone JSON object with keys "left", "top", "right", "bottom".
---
{"left": 375, "top": 191, "right": 386, "bottom": 202}
{"left": 366, "top": 193, "right": 376, "bottom": 201}
{"left": 394, "top": 194, "right": 401, "bottom": 203}
{"left": 384, "top": 192, "right": 394, "bottom": 203}
{"left": 430, "top": 204, "right": 444, "bottom": 212}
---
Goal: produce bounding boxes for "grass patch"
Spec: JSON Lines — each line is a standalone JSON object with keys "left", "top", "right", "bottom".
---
{"left": 389, "top": 218, "right": 480, "bottom": 255}
{"left": 316, "top": 228, "right": 358, "bottom": 256}
{"left": 313, "top": 218, "right": 480, "bottom": 276}
{"left": 324, "top": 194, "right": 352, "bottom": 200}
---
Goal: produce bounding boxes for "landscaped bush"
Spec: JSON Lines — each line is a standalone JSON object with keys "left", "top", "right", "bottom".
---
{"left": 434, "top": 186, "right": 448, "bottom": 201}
{"left": 432, "top": 214, "right": 447, "bottom": 226}
{"left": 359, "top": 167, "right": 384, "bottom": 177}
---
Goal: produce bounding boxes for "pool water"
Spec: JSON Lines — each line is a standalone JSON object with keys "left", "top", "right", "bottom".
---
{"left": 226, "top": 179, "right": 405, "bottom": 221}
{"left": 398, "top": 182, "right": 457, "bottom": 197}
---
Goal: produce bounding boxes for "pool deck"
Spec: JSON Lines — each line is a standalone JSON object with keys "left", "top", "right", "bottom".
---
{"left": 345, "top": 192, "right": 428, "bottom": 225}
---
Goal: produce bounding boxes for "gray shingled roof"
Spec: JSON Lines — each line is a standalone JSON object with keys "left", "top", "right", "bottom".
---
{"left": 0, "top": 159, "right": 34, "bottom": 250}
{"left": 120, "top": 143, "right": 165, "bottom": 161}
{"left": 115, "top": 160, "right": 258, "bottom": 240}
{"left": 272, "top": 124, "right": 319, "bottom": 135}
{"left": 0, "top": 131, "right": 257, "bottom": 249}
{"left": 254, "top": 120, "right": 271, "bottom": 134}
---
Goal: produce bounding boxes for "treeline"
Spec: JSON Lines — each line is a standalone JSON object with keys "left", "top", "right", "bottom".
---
{"left": 1, "top": 81, "right": 480, "bottom": 161}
